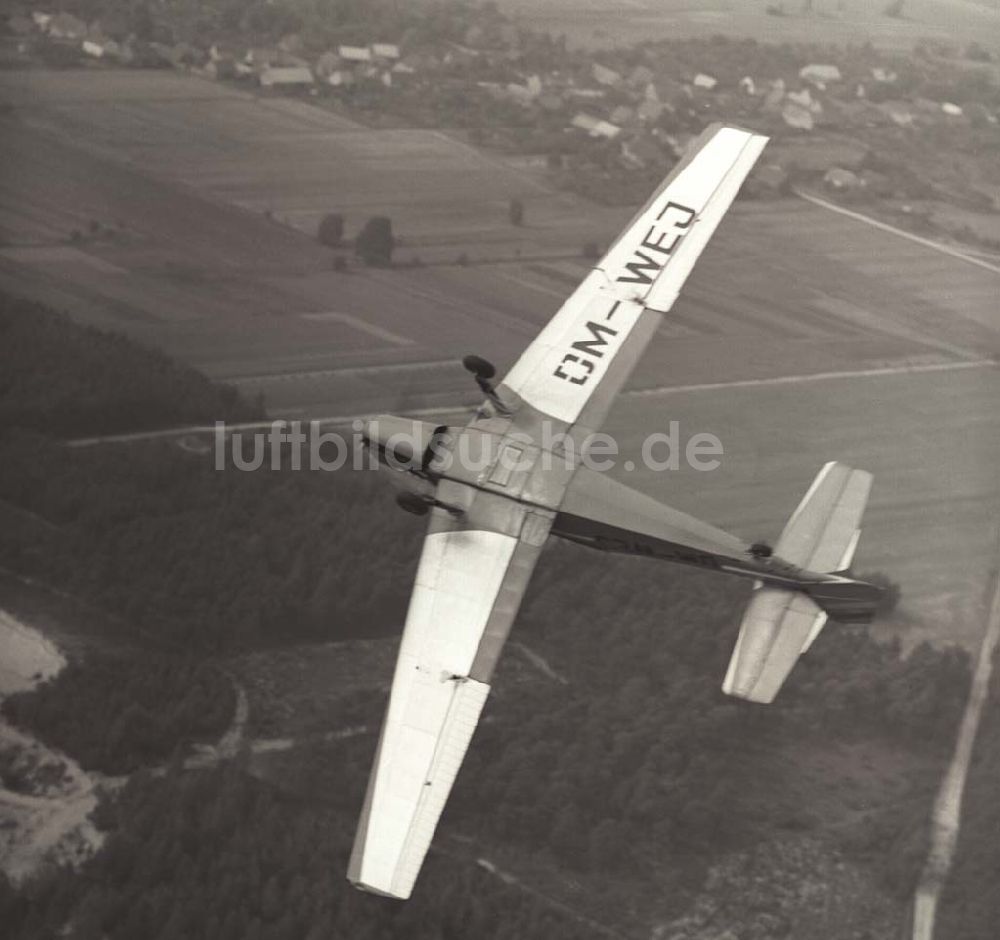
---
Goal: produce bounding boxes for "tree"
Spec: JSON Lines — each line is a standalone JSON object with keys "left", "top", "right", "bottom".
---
{"left": 317, "top": 213, "right": 344, "bottom": 247}
{"left": 354, "top": 217, "right": 394, "bottom": 266}
{"left": 508, "top": 197, "right": 524, "bottom": 226}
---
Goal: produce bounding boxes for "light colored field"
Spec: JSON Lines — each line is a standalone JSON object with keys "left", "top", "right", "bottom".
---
{"left": 500, "top": 0, "right": 1000, "bottom": 51}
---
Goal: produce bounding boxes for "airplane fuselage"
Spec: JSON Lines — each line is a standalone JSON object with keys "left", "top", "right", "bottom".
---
{"left": 366, "top": 415, "right": 881, "bottom": 624}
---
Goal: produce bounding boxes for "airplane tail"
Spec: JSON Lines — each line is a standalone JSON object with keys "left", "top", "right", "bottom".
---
{"left": 722, "top": 462, "right": 882, "bottom": 704}
{"left": 803, "top": 575, "right": 884, "bottom": 625}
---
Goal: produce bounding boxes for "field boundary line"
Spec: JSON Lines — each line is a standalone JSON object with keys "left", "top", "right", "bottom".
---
{"left": 228, "top": 358, "right": 462, "bottom": 385}
{"left": 793, "top": 189, "right": 1000, "bottom": 276}
{"left": 65, "top": 358, "right": 995, "bottom": 447}
{"left": 626, "top": 357, "right": 994, "bottom": 399}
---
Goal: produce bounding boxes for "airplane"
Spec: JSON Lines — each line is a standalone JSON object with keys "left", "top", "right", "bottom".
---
{"left": 348, "top": 123, "right": 883, "bottom": 899}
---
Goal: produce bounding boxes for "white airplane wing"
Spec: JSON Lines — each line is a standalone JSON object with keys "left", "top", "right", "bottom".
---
{"left": 499, "top": 123, "right": 768, "bottom": 434}
{"left": 348, "top": 483, "right": 552, "bottom": 898}
{"left": 350, "top": 125, "right": 768, "bottom": 899}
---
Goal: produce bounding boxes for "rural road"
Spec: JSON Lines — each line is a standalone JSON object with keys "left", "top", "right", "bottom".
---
{"left": 912, "top": 521, "right": 1000, "bottom": 940}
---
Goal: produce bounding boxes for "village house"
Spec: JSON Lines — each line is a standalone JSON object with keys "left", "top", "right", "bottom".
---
{"left": 800, "top": 63, "right": 842, "bottom": 87}
{"left": 259, "top": 65, "right": 314, "bottom": 89}
{"left": 592, "top": 62, "right": 622, "bottom": 88}
{"left": 570, "top": 112, "right": 621, "bottom": 139}
{"left": 338, "top": 45, "right": 372, "bottom": 63}
{"left": 81, "top": 36, "right": 123, "bottom": 60}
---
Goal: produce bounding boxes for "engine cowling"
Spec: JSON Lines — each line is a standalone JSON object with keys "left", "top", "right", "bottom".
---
{"left": 362, "top": 415, "right": 448, "bottom": 472}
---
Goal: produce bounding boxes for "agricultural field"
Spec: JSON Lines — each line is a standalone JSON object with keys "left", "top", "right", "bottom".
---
{"left": 0, "top": 67, "right": 997, "bottom": 660}
{"left": 0, "top": 69, "right": 618, "bottom": 263}
{"left": 500, "top": 0, "right": 1000, "bottom": 52}
{"left": 1, "top": 59, "right": 998, "bottom": 939}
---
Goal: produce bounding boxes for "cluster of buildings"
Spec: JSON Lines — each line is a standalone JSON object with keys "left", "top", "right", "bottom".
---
{"left": 4, "top": 9, "right": 420, "bottom": 89}
{"left": 8, "top": 9, "right": 126, "bottom": 60}
{"left": 198, "top": 39, "right": 413, "bottom": 90}
{"left": 480, "top": 50, "right": 997, "bottom": 186}
{"left": 7, "top": 7, "right": 996, "bottom": 197}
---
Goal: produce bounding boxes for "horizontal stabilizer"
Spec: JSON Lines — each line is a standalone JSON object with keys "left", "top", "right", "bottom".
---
{"left": 722, "top": 587, "right": 826, "bottom": 704}
{"left": 776, "top": 462, "right": 872, "bottom": 573}
{"left": 722, "top": 462, "right": 875, "bottom": 703}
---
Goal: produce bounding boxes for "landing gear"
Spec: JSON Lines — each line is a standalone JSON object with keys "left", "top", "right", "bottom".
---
{"left": 463, "top": 355, "right": 512, "bottom": 417}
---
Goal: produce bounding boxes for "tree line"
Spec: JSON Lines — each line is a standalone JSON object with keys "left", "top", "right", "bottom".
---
{"left": 3, "top": 655, "right": 234, "bottom": 775}
{"left": 0, "top": 292, "right": 260, "bottom": 437}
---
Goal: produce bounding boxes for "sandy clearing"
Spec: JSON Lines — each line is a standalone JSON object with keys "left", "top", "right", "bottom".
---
{"left": 0, "top": 608, "right": 65, "bottom": 696}
{"left": 0, "top": 611, "right": 104, "bottom": 882}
